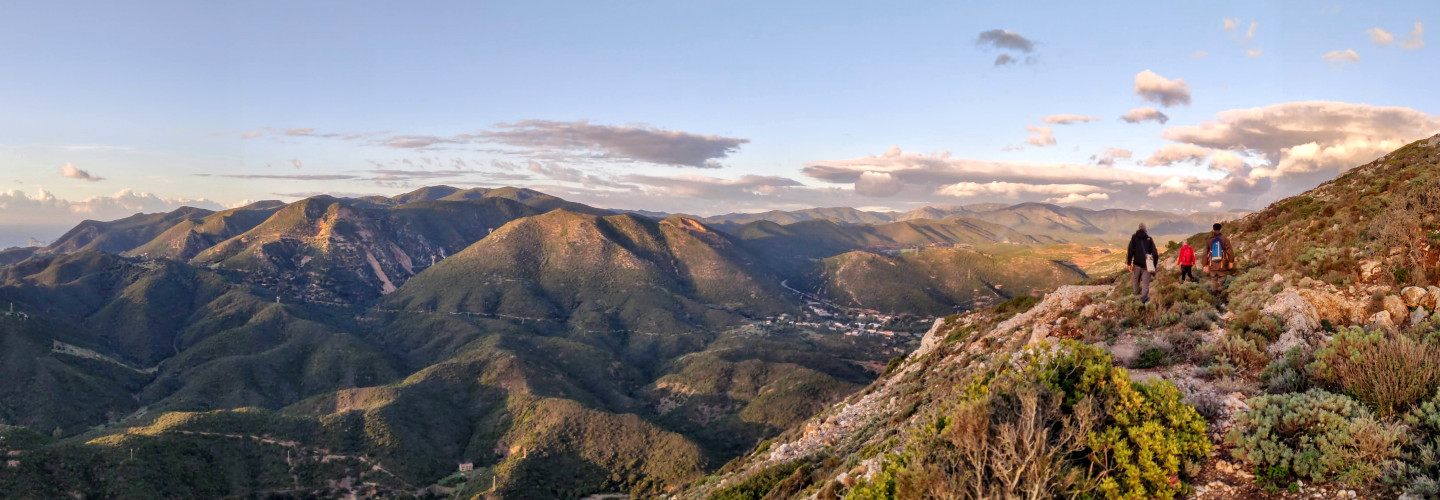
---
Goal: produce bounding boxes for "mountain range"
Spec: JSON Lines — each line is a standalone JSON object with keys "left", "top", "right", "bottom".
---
{"left": 0, "top": 182, "right": 1253, "bottom": 498}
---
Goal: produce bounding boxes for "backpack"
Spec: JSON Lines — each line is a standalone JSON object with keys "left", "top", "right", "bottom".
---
{"left": 1210, "top": 238, "right": 1223, "bottom": 263}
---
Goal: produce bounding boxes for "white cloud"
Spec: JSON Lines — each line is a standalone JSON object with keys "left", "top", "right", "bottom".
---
{"left": 938, "top": 181, "right": 1103, "bottom": 198}
{"left": 1403, "top": 22, "right": 1426, "bottom": 50}
{"left": 1208, "top": 151, "right": 1247, "bottom": 173}
{"left": 1368, "top": 27, "right": 1395, "bottom": 45}
{"left": 1090, "top": 147, "right": 1133, "bottom": 166}
{"left": 1193, "top": 50, "right": 1208, "bottom": 59}
{"left": 1042, "top": 114, "right": 1101, "bottom": 125}
{"left": 1026, "top": 125, "right": 1056, "bottom": 147}
{"left": 0, "top": 188, "right": 222, "bottom": 233}
{"left": 1133, "top": 70, "right": 1191, "bottom": 107}
{"left": 1322, "top": 49, "right": 1360, "bottom": 69}
{"left": 1160, "top": 101, "right": 1440, "bottom": 178}
{"left": 59, "top": 163, "right": 104, "bottom": 182}
{"left": 1143, "top": 144, "right": 1213, "bottom": 166}
{"left": 619, "top": 173, "right": 802, "bottom": 199}
{"left": 854, "top": 171, "right": 904, "bottom": 197}
{"left": 292, "top": 159, "right": 302, "bottom": 169}
{"left": 1246, "top": 48, "right": 1263, "bottom": 58}
{"left": 1208, "top": 201, "right": 1224, "bottom": 208}
{"left": 1120, "top": 107, "right": 1169, "bottom": 124}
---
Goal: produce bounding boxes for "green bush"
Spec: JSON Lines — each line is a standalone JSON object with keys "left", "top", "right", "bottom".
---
{"left": 846, "top": 343, "right": 1210, "bottom": 500}
{"left": 711, "top": 460, "right": 804, "bottom": 500}
{"left": 1226, "top": 390, "right": 1403, "bottom": 488}
{"left": 1040, "top": 344, "right": 1211, "bottom": 500}
{"left": 1261, "top": 347, "right": 1313, "bottom": 394}
{"left": 1308, "top": 326, "right": 1440, "bottom": 416}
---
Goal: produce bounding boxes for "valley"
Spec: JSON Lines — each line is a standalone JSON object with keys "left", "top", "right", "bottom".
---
{"left": 0, "top": 184, "right": 1166, "bottom": 498}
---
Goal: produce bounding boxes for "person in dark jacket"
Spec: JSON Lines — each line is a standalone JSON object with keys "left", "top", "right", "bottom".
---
{"left": 1178, "top": 242, "right": 1196, "bottom": 282}
{"left": 1203, "top": 222, "right": 1236, "bottom": 293}
{"left": 1126, "top": 222, "right": 1159, "bottom": 303}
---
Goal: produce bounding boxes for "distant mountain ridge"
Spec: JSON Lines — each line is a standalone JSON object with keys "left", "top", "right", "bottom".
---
{"left": 0, "top": 183, "right": 1251, "bottom": 499}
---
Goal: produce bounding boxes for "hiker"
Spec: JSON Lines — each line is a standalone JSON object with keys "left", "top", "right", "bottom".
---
{"left": 1178, "top": 241, "right": 1196, "bottom": 282}
{"left": 1126, "top": 222, "right": 1159, "bottom": 304}
{"left": 1203, "top": 222, "right": 1236, "bottom": 293}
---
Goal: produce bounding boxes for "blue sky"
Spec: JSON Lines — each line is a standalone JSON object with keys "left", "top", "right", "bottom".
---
{"left": 1, "top": 0, "right": 1437, "bottom": 247}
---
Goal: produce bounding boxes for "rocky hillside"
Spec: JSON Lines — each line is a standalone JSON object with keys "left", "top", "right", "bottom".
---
{"left": 678, "top": 134, "right": 1440, "bottom": 500}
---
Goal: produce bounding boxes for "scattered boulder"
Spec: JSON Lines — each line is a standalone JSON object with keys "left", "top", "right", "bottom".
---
{"left": 1080, "top": 303, "right": 1102, "bottom": 319}
{"left": 1413, "top": 307, "right": 1432, "bottom": 328}
{"left": 1425, "top": 286, "right": 1440, "bottom": 310}
{"left": 1369, "top": 311, "right": 1398, "bottom": 334}
{"left": 1298, "top": 289, "right": 1366, "bottom": 326}
{"left": 1384, "top": 295, "right": 1408, "bottom": 324}
{"left": 1402, "top": 286, "right": 1429, "bottom": 308}
{"left": 1262, "top": 291, "right": 1320, "bottom": 334}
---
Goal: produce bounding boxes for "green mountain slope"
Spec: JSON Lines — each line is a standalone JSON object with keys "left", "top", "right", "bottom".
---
{"left": 817, "top": 247, "right": 1086, "bottom": 315}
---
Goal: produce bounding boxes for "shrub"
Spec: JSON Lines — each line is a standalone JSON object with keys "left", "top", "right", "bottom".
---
{"left": 853, "top": 344, "right": 1210, "bottom": 500}
{"left": 1197, "top": 333, "right": 1267, "bottom": 374}
{"left": 995, "top": 295, "right": 1041, "bottom": 317}
{"left": 711, "top": 460, "right": 805, "bottom": 500}
{"left": 1226, "top": 390, "right": 1403, "bottom": 488}
{"left": 1041, "top": 344, "right": 1211, "bottom": 500}
{"left": 1308, "top": 327, "right": 1440, "bottom": 416}
{"left": 1261, "top": 347, "right": 1314, "bottom": 394}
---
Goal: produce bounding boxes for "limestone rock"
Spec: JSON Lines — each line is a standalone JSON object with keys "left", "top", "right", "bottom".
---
{"left": 1413, "top": 307, "right": 1432, "bottom": 328}
{"left": 1080, "top": 303, "right": 1101, "bottom": 319}
{"left": 1263, "top": 290, "right": 1319, "bottom": 334}
{"left": 1402, "top": 286, "right": 1429, "bottom": 308}
{"left": 1384, "top": 295, "right": 1408, "bottom": 324}
{"left": 1369, "top": 311, "right": 1398, "bottom": 334}
{"left": 1298, "top": 289, "right": 1365, "bottom": 327}
{"left": 1425, "top": 286, "right": 1440, "bottom": 310}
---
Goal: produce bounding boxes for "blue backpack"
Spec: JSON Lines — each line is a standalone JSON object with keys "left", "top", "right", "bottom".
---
{"left": 1210, "top": 238, "right": 1223, "bottom": 262}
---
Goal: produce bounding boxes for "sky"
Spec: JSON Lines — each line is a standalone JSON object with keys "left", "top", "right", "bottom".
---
{"left": 1, "top": 0, "right": 1437, "bottom": 248}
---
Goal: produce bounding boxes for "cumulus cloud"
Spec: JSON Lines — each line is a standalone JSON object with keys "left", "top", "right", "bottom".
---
{"left": 1090, "top": 147, "right": 1133, "bottom": 166}
{"left": 976, "top": 29, "right": 1035, "bottom": 52}
{"left": 1043, "top": 114, "right": 1101, "bottom": 125}
{"left": 1322, "top": 49, "right": 1360, "bottom": 68}
{"left": 59, "top": 163, "right": 104, "bottom": 182}
{"left": 938, "top": 181, "right": 1103, "bottom": 198}
{"left": 1159, "top": 101, "right": 1440, "bottom": 178}
{"left": 1133, "top": 70, "right": 1191, "bottom": 107}
{"left": 0, "top": 188, "right": 223, "bottom": 245}
{"left": 619, "top": 173, "right": 802, "bottom": 199}
{"left": 1368, "top": 27, "right": 1395, "bottom": 45}
{"left": 1120, "top": 107, "right": 1170, "bottom": 124}
{"left": 1208, "top": 150, "right": 1247, "bottom": 173}
{"left": 796, "top": 148, "right": 1255, "bottom": 209}
{"left": 994, "top": 54, "right": 1017, "bottom": 66}
{"left": 1143, "top": 144, "right": 1214, "bottom": 166}
{"left": 1403, "top": 22, "right": 1426, "bottom": 50}
{"left": 1026, "top": 125, "right": 1056, "bottom": 147}
{"left": 854, "top": 171, "right": 904, "bottom": 197}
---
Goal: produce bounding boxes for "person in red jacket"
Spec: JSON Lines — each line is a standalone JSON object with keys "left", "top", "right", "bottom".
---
{"left": 1177, "top": 242, "right": 1196, "bottom": 282}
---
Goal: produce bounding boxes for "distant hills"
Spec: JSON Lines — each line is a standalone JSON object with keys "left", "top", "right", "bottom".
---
{"left": 0, "top": 184, "right": 1247, "bottom": 498}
